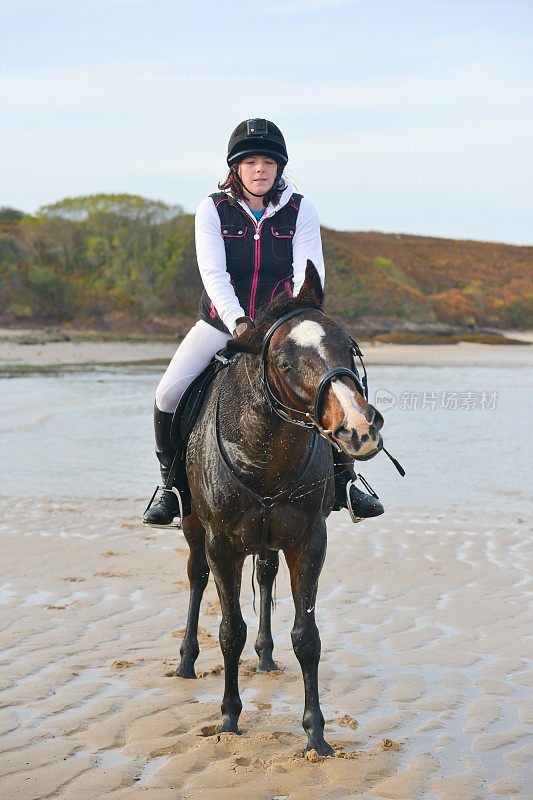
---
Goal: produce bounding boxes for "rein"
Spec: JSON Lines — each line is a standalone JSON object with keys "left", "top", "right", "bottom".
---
{"left": 214, "top": 390, "right": 320, "bottom": 562}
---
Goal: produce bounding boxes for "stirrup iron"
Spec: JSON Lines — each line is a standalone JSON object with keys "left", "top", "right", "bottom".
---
{"left": 143, "top": 485, "right": 184, "bottom": 529}
{"left": 345, "top": 479, "right": 363, "bottom": 523}
{"left": 345, "top": 474, "right": 379, "bottom": 524}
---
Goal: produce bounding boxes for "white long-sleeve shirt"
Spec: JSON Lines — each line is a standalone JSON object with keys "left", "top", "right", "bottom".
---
{"left": 194, "top": 180, "right": 325, "bottom": 334}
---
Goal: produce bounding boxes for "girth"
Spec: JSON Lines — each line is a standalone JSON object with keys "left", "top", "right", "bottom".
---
{"left": 214, "top": 390, "right": 320, "bottom": 563}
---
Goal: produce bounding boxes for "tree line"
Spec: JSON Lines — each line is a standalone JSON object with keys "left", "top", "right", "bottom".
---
{"left": 1, "top": 194, "right": 531, "bottom": 330}
{"left": 0, "top": 194, "right": 201, "bottom": 324}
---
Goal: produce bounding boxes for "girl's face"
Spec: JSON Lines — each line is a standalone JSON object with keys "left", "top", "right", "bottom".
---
{"left": 237, "top": 155, "right": 278, "bottom": 195}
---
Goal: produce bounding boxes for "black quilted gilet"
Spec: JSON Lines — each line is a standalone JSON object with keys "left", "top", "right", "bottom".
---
{"left": 198, "top": 192, "right": 303, "bottom": 333}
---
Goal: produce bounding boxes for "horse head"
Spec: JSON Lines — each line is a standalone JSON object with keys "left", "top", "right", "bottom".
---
{"left": 227, "top": 261, "right": 384, "bottom": 460}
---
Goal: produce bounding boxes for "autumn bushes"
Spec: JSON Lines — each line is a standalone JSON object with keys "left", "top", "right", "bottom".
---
{"left": 324, "top": 229, "right": 533, "bottom": 330}
{"left": 1, "top": 195, "right": 531, "bottom": 330}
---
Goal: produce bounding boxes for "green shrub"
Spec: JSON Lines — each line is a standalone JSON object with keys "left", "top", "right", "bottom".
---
{"left": 7, "top": 303, "right": 33, "bottom": 319}
{"left": 27, "top": 265, "right": 73, "bottom": 319}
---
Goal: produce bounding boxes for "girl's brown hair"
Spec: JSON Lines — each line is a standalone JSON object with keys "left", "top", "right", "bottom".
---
{"left": 218, "top": 161, "right": 285, "bottom": 207}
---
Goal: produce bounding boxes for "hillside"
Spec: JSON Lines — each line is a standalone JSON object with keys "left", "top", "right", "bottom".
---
{"left": 1, "top": 195, "right": 531, "bottom": 335}
{"left": 324, "top": 228, "right": 533, "bottom": 331}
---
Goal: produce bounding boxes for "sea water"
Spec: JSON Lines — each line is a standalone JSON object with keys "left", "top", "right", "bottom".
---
{"left": 1, "top": 358, "right": 532, "bottom": 515}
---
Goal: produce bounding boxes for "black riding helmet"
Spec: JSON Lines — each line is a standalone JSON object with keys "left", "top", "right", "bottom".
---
{"left": 227, "top": 119, "right": 288, "bottom": 167}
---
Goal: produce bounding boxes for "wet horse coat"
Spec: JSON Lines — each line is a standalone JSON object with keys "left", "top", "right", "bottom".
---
{"left": 174, "top": 262, "right": 383, "bottom": 755}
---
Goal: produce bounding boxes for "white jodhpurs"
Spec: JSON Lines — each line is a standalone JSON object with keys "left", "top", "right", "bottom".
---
{"left": 155, "top": 320, "right": 232, "bottom": 413}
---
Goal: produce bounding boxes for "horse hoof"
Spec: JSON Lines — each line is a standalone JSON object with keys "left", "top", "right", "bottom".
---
{"left": 305, "top": 739, "right": 334, "bottom": 757}
{"left": 218, "top": 718, "right": 240, "bottom": 734}
{"left": 258, "top": 658, "right": 278, "bottom": 672}
{"left": 174, "top": 664, "right": 196, "bottom": 679}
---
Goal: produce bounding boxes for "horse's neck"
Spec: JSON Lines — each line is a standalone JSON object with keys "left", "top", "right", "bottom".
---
{"left": 218, "top": 354, "right": 313, "bottom": 492}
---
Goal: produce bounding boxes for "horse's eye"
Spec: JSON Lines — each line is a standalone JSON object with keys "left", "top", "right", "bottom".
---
{"left": 274, "top": 353, "right": 291, "bottom": 372}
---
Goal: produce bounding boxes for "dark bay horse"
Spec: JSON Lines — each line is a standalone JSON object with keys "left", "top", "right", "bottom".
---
{"left": 175, "top": 262, "right": 384, "bottom": 755}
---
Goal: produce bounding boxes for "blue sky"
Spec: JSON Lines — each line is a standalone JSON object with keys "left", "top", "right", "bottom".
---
{"left": 1, "top": 0, "right": 532, "bottom": 244}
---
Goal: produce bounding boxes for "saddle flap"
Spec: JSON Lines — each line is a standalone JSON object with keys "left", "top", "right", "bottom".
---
{"left": 170, "top": 350, "right": 233, "bottom": 448}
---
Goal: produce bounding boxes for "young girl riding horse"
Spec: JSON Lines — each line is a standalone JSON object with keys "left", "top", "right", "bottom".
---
{"left": 143, "top": 118, "right": 384, "bottom": 528}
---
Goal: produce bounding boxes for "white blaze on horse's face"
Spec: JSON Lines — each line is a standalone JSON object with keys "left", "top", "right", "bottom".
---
{"left": 287, "top": 318, "right": 381, "bottom": 459}
{"left": 330, "top": 379, "right": 377, "bottom": 457}
{"left": 288, "top": 320, "right": 328, "bottom": 360}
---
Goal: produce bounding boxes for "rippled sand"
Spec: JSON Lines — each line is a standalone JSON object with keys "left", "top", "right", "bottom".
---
{"left": 0, "top": 499, "right": 531, "bottom": 799}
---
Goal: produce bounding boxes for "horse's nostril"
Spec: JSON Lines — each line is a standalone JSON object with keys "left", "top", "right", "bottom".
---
{"left": 365, "top": 405, "right": 384, "bottom": 431}
{"left": 361, "top": 433, "right": 369, "bottom": 443}
{"left": 333, "top": 423, "right": 352, "bottom": 443}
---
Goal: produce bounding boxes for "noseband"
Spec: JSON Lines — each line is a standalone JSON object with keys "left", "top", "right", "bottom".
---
{"left": 259, "top": 308, "right": 369, "bottom": 453}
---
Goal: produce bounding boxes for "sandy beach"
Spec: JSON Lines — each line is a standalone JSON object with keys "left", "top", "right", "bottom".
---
{"left": 1, "top": 336, "right": 532, "bottom": 799}
{"left": 1, "top": 328, "right": 532, "bottom": 370}
{"left": 1, "top": 501, "right": 531, "bottom": 799}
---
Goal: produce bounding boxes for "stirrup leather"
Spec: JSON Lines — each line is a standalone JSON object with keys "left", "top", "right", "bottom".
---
{"left": 143, "top": 485, "right": 184, "bottom": 529}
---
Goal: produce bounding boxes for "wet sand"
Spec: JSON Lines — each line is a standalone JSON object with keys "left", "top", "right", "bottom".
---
{"left": 0, "top": 499, "right": 531, "bottom": 799}
{"left": 0, "top": 329, "right": 531, "bottom": 370}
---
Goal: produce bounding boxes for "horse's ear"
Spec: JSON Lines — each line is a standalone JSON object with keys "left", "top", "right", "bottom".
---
{"left": 225, "top": 326, "right": 264, "bottom": 355}
{"left": 296, "top": 260, "right": 324, "bottom": 309}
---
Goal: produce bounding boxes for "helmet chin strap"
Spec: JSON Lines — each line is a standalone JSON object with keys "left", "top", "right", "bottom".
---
{"left": 232, "top": 166, "right": 282, "bottom": 207}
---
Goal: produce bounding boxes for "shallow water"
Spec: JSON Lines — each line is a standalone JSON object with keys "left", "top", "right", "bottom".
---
{"left": 1, "top": 359, "right": 532, "bottom": 515}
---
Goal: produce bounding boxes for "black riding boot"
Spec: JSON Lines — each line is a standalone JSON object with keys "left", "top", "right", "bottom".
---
{"left": 143, "top": 405, "right": 190, "bottom": 528}
{"left": 332, "top": 447, "right": 384, "bottom": 522}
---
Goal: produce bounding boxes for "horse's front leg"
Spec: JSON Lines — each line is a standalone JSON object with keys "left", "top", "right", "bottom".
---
{"left": 206, "top": 534, "right": 246, "bottom": 734}
{"left": 175, "top": 515, "right": 209, "bottom": 679}
{"left": 284, "top": 520, "right": 333, "bottom": 756}
{"left": 254, "top": 550, "right": 279, "bottom": 671}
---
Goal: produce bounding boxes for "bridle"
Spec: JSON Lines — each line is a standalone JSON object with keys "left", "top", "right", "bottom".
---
{"left": 259, "top": 307, "right": 405, "bottom": 475}
{"left": 212, "top": 306, "right": 403, "bottom": 564}
{"left": 260, "top": 307, "right": 368, "bottom": 453}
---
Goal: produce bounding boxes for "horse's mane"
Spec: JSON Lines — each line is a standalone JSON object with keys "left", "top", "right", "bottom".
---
{"left": 227, "top": 260, "right": 324, "bottom": 356}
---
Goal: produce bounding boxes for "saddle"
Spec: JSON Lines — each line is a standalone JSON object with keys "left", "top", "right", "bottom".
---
{"left": 170, "top": 350, "right": 234, "bottom": 449}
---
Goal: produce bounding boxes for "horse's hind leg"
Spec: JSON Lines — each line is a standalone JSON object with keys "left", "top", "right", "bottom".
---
{"left": 175, "top": 515, "right": 209, "bottom": 679}
{"left": 284, "top": 520, "right": 334, "bottom": 756}
{"left": 254, "top": 550, "right": 279, "bottom": 671}
{"left": 206, "top": 535, "right": 246, "bottom": 734}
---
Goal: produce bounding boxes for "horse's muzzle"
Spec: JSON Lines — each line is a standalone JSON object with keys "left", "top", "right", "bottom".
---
{"left": 332, "top": 426, "right": 383, "bottom": 459}
{"left": 332, "top": 403, "right": 384, "bottom": 459}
